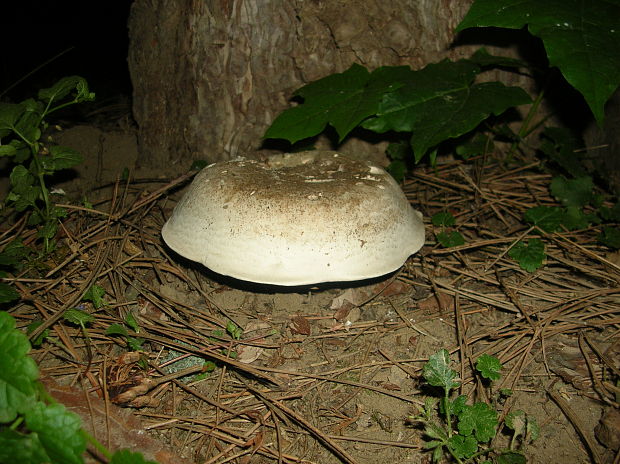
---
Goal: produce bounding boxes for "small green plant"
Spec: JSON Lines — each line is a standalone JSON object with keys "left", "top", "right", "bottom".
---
{"left": 409, "top": 349, "right": 537, "bottom": 463}
{"left": 0, "top": 312, "right": 158, "bottom": 464}
{"left": 0, "top": 76, "right": 95, "bottom": 253}
{"left": 432, "top": 212, "right": 465, "bottom": 248}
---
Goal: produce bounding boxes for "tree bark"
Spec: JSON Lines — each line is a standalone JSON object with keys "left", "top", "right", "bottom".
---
{"left": 128, "top": 0, "right": 511, "bottom": 170}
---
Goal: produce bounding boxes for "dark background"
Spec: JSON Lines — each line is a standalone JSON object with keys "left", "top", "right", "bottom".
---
{"left": 0, "top": 1, "right": 132, "bottom": 102}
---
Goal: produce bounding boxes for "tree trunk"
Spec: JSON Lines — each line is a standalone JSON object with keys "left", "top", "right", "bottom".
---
{"left": 128, "top": 0, "right": 501, "bottom": 170}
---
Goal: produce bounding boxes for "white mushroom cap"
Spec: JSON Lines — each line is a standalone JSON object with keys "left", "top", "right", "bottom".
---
{"left": 162, "top": 151, "right": 425, "bottom": 286}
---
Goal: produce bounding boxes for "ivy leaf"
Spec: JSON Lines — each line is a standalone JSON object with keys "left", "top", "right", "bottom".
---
{"left": 264, "top": 64, "right": 411, "bottom": 143}
{"left": 456, "top": 0, "right": 620, "bottom": 124}
{"left": 437, "top": 230, "right": 465, "bottom": 248}
{"left": 110, "top": 449, "right": 159, "bottom": 464}
{"left": 476, "top": 354, "right": 502, "bottom": 381}
{"left": 550, "top": 176, "right": 594, "bottom": 208}
{"left": 364, "top": 59, "right": 531, "bottom": 161}
{"left": 25, "top": 402, "right": 86, "bottom": 464}
{"left": 447, "top": 434, "right": 478, "bottom": 459}
{"left": 0, "top": 312, "right": 39, "bottom": 423}
{"left": 423, "top": 349, "right": 460, "bottom": 392}
{"left": 509, "top": 238, "right": 545, "bottom": 272}
{"left": 524, "top": 206, "right": 564, "bottom": 233}
{"left": 457, "top": 402, "right": 498, "bottom": 442}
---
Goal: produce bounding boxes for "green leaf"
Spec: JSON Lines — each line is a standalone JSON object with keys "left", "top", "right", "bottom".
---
{"left": 44, "top": 146, "right": 83, "bottom": 171}
{"left": 524, "top": 206, "right": 564, "bottom": 233}
{"left": 264, "top": 64, "right": 411, "bottom": 143}
{"left": 561, "top": 206, "right": 593, "bottom": 230}
{"left": 550, "top": 176, "right": 594, "bottom": 208}
{"left": 0, "top": 282, "right": 20, "bottom": 303}
{"left": 540, "top": 127, "right": 586, "bottom": 178}
{"left": 385, "top": 141, "right": 411, "bottom": 182}
{"left": 432, "top": 212, "right": 456, "bottom": 227}
{"left": 0, "top": 143, "right": 17, "bottom": 156}
{"left": 24, "top": 402, "right": 86, "bottom": 464}
{"left": 447, "top": 434, "right": 478, "bottom": 459}
{"left": 124, "top": 312, "right": 140, "bottom": 333}
{"left": 110, "top": 449, "right": 159, "bottom": 464}
{"left": 126, "top": 337, "right": 145, "bottom": 351}
{"left": 509, "top": 238, "right": 545, "bottom": 272}
{"left": 456, "top": 132, "right": 493, "bottom": 159}
{"left": 469, "top": 47, "right": 527, "bottom": 69}
{"left": 63, "top": 308, "right": 95, "bottom": 327}
{"left": 0, "top": 312, "right": 39, "bottom": 422}
{"left": 436, "top": 230, "right": 465, "bottom": 248}
{"left": 38, "top": 76, "right": 94, "bottom": 104}
{"left": 0, "top": 428, "right": 51, "bottom": 464}
{"left": 82, "top": 284, "right": 106, "bottom": 309}
{"left": 600, "top": 202, "right": 620, "bottom": 222}
{"left": 363, "top": 59, "right": 531, "bottom": 161}
{"left": 26, "top": 321, "right": 49, "bottom": 347}
{"left": 456, "top": 0, "right": 620, "bottom": 123}
{"left": 497, "top": 451, "right": 527, "bottom": 464}
{"left": 423, "top": 349, "right": 460, "bottom": 392}
{"left": 9, "top": 165, "right": 36, "bottom": 195}
{"left": 599, "top": 227, "right": 620, "bottom": 249}
{"left": 106, "top": 323, "right": 129, "bottom": 337}
{"left": 0, "top": 239, "right": 29, "bottom": 267}
{"left": 457, "top": 402, "right": 498, "bottom": 442}
{"left": 0, "top": 102, "right": 26, "bottom": 137}
{"left": 476, "top": 354, "right": 502, "bottom": 381}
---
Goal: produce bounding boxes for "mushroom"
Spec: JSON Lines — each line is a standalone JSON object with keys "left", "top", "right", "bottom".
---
{"left": 162, "top": 151, "right": 425, "bottom": 286}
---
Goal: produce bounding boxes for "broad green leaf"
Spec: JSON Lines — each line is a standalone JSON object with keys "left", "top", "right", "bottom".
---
{"left": 432, "top": 212, "right": 456, "bottom": 227}
{"left": 14, "top": 99, "right": 43, "bottom": 144}
{"left": 457, "top": 402, "right": 498, "bottom": 442}
{"left": 524, "top": 206, "right": 564, "bottom": 232}
{"left": 25, "top": 402, "right": 86, "bottom": 464}
{"left": 550, "top": 176, "right": 594, "bottom": 208}
{"left": 456, "top": 0, "right": 620, "bottom": 123}
{"left": 0, "top": 428, "right": 50, "bottom": 464}
{"left": 423, "top": 349, "right": 460, "bottom": 391}
{"left": 264, "top": 64, "right": 411, "bottom": 143}
{"left": 0, "top": 312, "right": 39, "bottom": 422}
{"left": 476, "top": 354, "right": 502, "bottom": 381}
{"left": 0, "top": 282, "right": 20, "bottom": 303}
{"left": 599, "top": 227, "right": 620, "bottom": 249}
{"left": 110, "top": 449, "right": 159, "bottom": 464}
{"left": 509, "top": 238, "right": 545, "bottom": 272}
{"left": 562, "top": 206, "right": 596, "bottom": 230}
{"left": 44, "top": 146, "right": 83, "bottom": 171}
{"left": 447, "top": 434, "right": 478, "bottom": 459}
{"left": 363, "top": 60, "right": 531, "bottom": 161}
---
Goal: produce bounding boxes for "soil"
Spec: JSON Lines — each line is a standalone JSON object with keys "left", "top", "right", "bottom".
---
{"left": 8, "top": 122, "right": 620, "bottom": 464}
